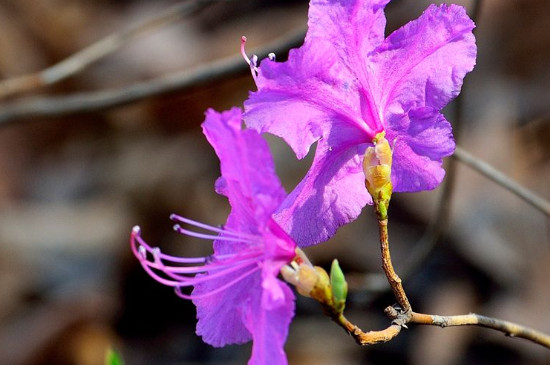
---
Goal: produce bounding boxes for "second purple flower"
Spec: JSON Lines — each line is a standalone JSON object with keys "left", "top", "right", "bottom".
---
{"left": 244, "top": 0, "right": 477, "bottom": 246}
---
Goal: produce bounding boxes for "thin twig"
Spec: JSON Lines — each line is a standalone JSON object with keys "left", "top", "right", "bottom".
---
{"left": 317, "top": 289, "right": 402, "bottom": 345}
{"left": 325, "top": 298, "right": 550, "bottom": 348}
{"left": 337, "top": 313, "right": 401, "bottom": 345}
{"left": 0, "top": 28, "right": 306, "bottom": 126}
{"left": 331, "top": 304, "right": 550, "bottom": 349}
{"left": 0, "top": 0, "right": 214, "bottom": 100}
{"left": 378, "top": 218, "right": 411, "bottom": 314}
{"left": 453, "top": 146, "right": 550, "bottom": 216}
{"left": 409, "top": 311, "right": 550, "bottom": 348}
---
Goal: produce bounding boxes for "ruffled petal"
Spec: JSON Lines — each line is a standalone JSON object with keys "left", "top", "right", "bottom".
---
{"left": 274, "top": 132, "right": 371, "bottom": 247}
{"left": 387, "top": 107, "right": 455, "bottom": 192}
{"left": 245, "top": 1, "right": 394, "bottom": 158}
{"left": 374, "top": 4, "right": 476, "bottom": 115}
{"left": 244, "top": 280, "right": 295, "bottom": 365}
{"left": 245, "top": 44, "right": 363, "bottom": 159}
{"left": 197, "top": 109, "right": 297, "bottom": 356}
{"left": 193, "top": 270, "right": 258, "bottom": 347}
{"left": 202, "top": 107, "right": 287, "bottom": 235}
{"left": 307, "top": 0, "right": 390, "bottom": 76}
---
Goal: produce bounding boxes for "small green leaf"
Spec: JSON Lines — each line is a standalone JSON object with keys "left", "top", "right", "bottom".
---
{"left": 105, "top": 347, "right": 124, "bottom": 365}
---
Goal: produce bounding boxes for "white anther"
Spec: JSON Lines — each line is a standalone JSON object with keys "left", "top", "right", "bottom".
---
{"left": 138, "top": 245, "right": 147, "bottom": 259}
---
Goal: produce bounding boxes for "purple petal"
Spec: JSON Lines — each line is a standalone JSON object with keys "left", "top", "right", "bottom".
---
{"left": 387, "top": 108, "right": 455, "bottom": 192}
{"left": 193, "top": 253, "right": 295, "bottom": 360}
{"left": 275, "top": 133, "right": 371, "bottom": 247}
{"left": 245, "top": 46, "right": 364, "bottom": 159}
{"left": 374, "top": 4, "right": 476, "bottom": 114}
{"left": 244, "top": 280, "right": 295, "bottom": 365}
{"left": 307, "top": 0, "right": 390, "bottom": 74}
{"left": 202, "top": 108, "right": 287, "bottom": 234}
{"left": 244, "top": 1, "right": 476, "bottom": 247}
{"left": 245, "top": 0, "right": 392, "bottom": 158}
{"left": 193, "top": 270, "right": 258, "bottom": 347}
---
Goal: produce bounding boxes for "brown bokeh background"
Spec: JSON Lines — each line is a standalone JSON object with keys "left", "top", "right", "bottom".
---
{"left": 0, "top": 0, "right": 548, "bottom": 364}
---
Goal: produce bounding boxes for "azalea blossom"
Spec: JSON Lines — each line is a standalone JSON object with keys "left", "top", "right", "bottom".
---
{"left": 131, "top": 107, "right": 296, "bottom": 365}
{"left": 243, "top": 0, "right": 477, "bottom": 246}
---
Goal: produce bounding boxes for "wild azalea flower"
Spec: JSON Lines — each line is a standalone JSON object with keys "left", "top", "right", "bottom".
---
{"left": 131, "top": 107, "right": 296, "bottom": 365}
{"left": 243, "top": 0, "right": 477, "bottom": 246}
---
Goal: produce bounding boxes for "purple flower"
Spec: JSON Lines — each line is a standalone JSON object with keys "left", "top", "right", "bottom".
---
{"left": 244, "top": 0, "right": 477, "bottom": 246}
{"left": 131, "top": 107, "right": 296, "bottom": 365}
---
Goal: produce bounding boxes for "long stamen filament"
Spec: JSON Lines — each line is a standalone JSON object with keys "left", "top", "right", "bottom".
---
{"left": 173, "top": 224, "right": 257, "bottom": 244}
{"left": 170, "top": 214, "right": 259, "bottom": 241}
{"left": 131, "top": 225, "right": 265, "bottom": 292}
{"left": 240, "top": 36, "right": 258, "bottom": 82}
{"left": 140, "top": 249, "right": 262, "bottom": 276}
{"left": 131, "top": 226, "right": 206, "bottom": 264}
{"left": 175, "top": 265, "right": 262, "bottom": 301}
{"left": 134, "top": 243, "right": 260, "bottom": 285}
{"left": 133, "top": 225, "right": 263, "bottom": 267}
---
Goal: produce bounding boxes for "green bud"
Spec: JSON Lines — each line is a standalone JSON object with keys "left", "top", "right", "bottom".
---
{"left": 330, "top": 259, "right": 348, "bottom": 314}
{"left": 105, "top": 348, "right": 124, "bottom": 365}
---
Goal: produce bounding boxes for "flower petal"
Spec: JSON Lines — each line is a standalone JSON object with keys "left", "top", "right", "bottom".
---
{"left": 193, "top": 271, "right": 257, "bottom": 347}
{"left": 387, "top": 107, "right": 455, "bottom": 191}
{"left": 374, "top": 4, "right": 476, "bottom": 114}
{"left": 245, "top": 0, "right": 393, "bottom": 158}
{"left": 245, "top": 46, "right": 362, "bottom": 159}
{"left": 275, "top": 134, "right": 371, "bottom": 247}
{"left": 244, "top": 280, "right": 295, "bottom": 365}
{"left": 202, "top": 107, "right": 287, "bottom": 235}
{"left": 307, "top": 0, "right": 390, "bottom": 72}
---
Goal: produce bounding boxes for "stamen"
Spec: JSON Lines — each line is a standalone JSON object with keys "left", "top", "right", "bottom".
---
{"left": 170, "top": 214, "right": 258, "bottom": 241}
{"left": 139, "top": 261, "right": 183, "bottom": 287}
{"left": 131, "top": 217, "right": 271, "bottom": 303}
{"left": 268, "top": 52, "right": 276, "bottom": 61}
{"left": 240, "top": 35, "right": 258, "bottom": 82}
{"left": 138, "top": 245, "right": 147, "bottom": 260}
{"left": 174, "top": 265, "right": 262, "bottom": 300}
{"left": 140, "top": 250, "right": 262, "bottom": 276}
{"left": 240, "top": 36, "right": 252, "bottom": 65}
{"left": 131, "top": 225, "right": 205, "bottom": 264}
{"left": 132, "top": 231, "right": 264, "bottom": 284}
{"left": 173, "top": 224, "right": 257, "bottom": 245}
{"left": 152, "top": 247, "right": 162, "bottom": 265}
{"left": 170, "top": 260, "right": 257, "bottom": 286}
{"left": 137, "top": 249, "right": 261, "bottom": 293}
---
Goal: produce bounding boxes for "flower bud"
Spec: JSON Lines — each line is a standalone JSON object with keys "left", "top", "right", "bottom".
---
{"left": 330, "top": 259, "right": 348, "bottom": 314}
{"left": 281, "top": 248, "right": 330, "bottom": 299}
{"left": 363, "top": 132, "right": 393, "bottom": 219}
{"left": 281, "top": 263, "right": 319, "bottom": 297}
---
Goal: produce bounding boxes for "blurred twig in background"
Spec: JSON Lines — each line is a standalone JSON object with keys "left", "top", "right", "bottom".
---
{"left": 453, "top": 146, "right": 550, "bottom": 216}
{"left": 0, "top": 27, "right": 305, "bottom": 125}
{"left": 0, "top": 0, "right": 215, "bottom": 100}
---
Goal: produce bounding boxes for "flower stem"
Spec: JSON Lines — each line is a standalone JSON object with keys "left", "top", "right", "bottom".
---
{"left": 377, "top": 217, "right": 411, "bottom": 315}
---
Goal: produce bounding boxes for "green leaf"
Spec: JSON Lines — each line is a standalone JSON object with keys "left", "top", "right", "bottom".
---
{"left": 105, "top": 347, "right": 124, "bottom": 365}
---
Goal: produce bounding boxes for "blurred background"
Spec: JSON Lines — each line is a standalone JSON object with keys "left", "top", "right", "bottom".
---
{"left": 0, "top": 0, "right": 548, "bottom": 364}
